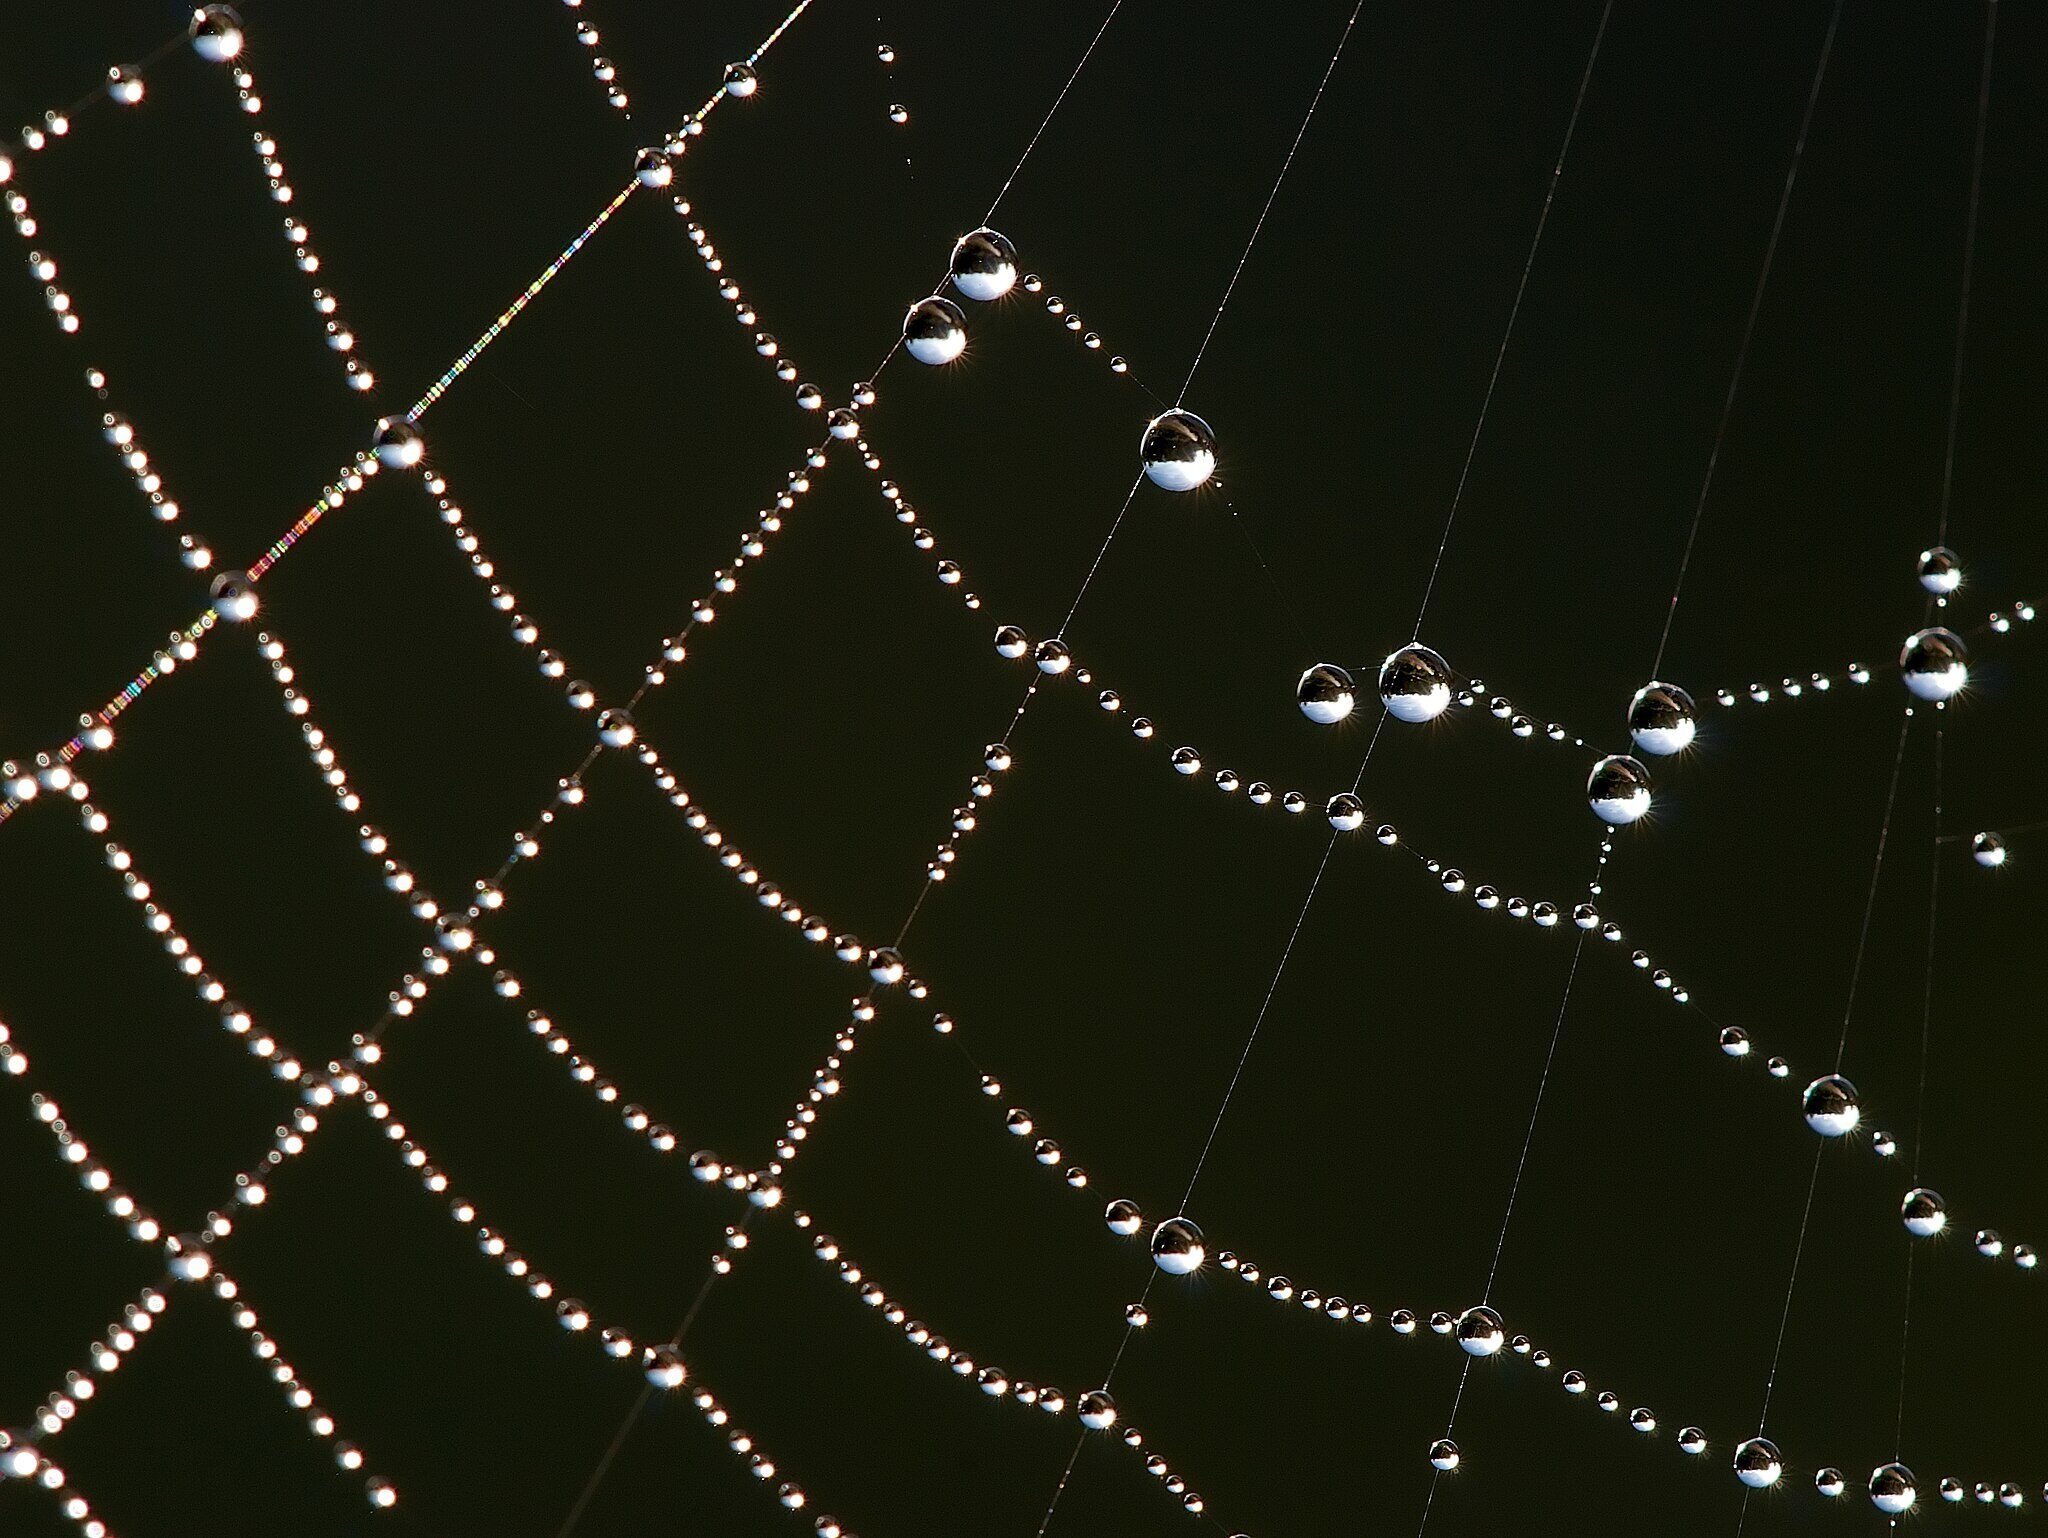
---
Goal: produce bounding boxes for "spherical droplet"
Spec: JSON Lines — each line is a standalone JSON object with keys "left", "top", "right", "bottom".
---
{"left": 1379, "top": 645, "right": 1452, "bottom": 724}
{"left": 827, "top": 407, "right": 860, "bottom": 439}
{"left": 1816, "top": 1468, "right": 1846, "bottom": 1497}
{"left": 1972, "top": 831, "right": 2006, "bottom": 868}
{"left": 867, "top": 947, "right": 904, "bottom": 985}
{"left": 1150, "top": 1216, "right": 1205, "bottom": 1275}
{"left": 373, "top": 416, "right": 425, "bottom": 470}
{"left": 0, "top": 1438, "right": 39, "bottom": 1479}
{"left": 1900, "top": 627, "right": 1967, "bottom": 701}
{"left": 1586, "top": 755, "right": 1652, "bottom": 826}
{"left": 1678, "top": 1428, "right": 1707, "bottom": 1455}
{"left": 167, "top": 1233, "right": 213, "bottom": 1281}
{"left": 1719, "top": 1026, "right": 1750, "bottom": 1057}
{"left": 1139, "top": 409, "right": 1216, "bottom": 491}
{"left": 993, "top": 625, "right": 1029, "bottom": 659}
{"left": 1325, "top": 793, "right": 1365, "bottom": 832}
{"left": 596, "top": 708, "right": 635, "bottom": 748}
{"left": 1034, "top": 638, "right": 1072, "bottom": 675}
{"left": 1802, "top": 1074, "right": 1859, "bottom": 1137}
{"left": 1104, "top": 1198, "right": 1143, "bottom": 1237}
{"left": 644, "top": 1345, "right": 686, "bottom": 1389}
{"left": 723, "top": 63, "right": 759, "bottom": 98}
{"left": 1078, "top": 1388, "right": 1117, "bottom": 1429}
{"left": 1455, "top": 1305, "right": 1504, "bottom": 1357}
{"left": 1627, "top": 681, "right": 1696, "bottom": 756}
{"left": 1296, "top": 663, "right": 1355, "bottom": 724}
{"left": 634, "top": 148, "right": 672, "bottom": 188}
{"left": 1428, "top": 1438, "right": 1460, "bottom": 1471}
{"left": 1917, "top": 545, "right": 1961, "bottom": 595}
{"left": 902, "top": 296, "right": 967, "bottom": 365}
{"left": 1901, "top": 1187, "right": 1946, "bottom": 1237}
{"left": 108, "top": 67, "right": 145, "bottom": 106}
{"left": 190, "top": 6, "right": 245, "bottom": 62}
{"left": 209, "top": 571, "right": 257, "bottom": 622}
{"left": 1870, "top": 1462, "right": 1917, "bottom": 1515}
{"left": 1734, "top": 1437, "right": 1783, "bottom": 1489}
{"left": 950, "top": 227, "right": 1018, "bottom": 302}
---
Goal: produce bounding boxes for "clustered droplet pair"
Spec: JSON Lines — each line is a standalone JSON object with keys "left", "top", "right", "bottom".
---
{"left": 900, "top": 228, "right": 1020, "bottom": 367}
{"left": 1293, "top": 647, "right": 1456, "bottom": 728}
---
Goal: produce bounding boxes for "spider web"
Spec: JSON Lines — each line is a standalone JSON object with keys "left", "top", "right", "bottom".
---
{"left": 1, "top": 4, "right": 2043, "bottom": 1536}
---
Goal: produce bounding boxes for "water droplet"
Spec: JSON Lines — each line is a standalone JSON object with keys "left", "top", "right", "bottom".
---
{"left": 1078, "top": 1388, "right": 1117, "bottom": 1429}
{"left": 209, "top": 571, "right": 257, "bottom": 622}
{"left": 1628, "top": 681, "right": 1696, "bottom": 756}
{"left": 903, "top": 296, "right": 967, "bottom": 365}
{"left": 635, "top": 148, "right": 672, "bottom": 188}
{"left": 1586, "top": 756, "right": 1652, "bottom": 825}
{"left": 1901, "top": 1188, "right": 1946, "bottom": 1237}
{"left": 1870, "top": 1462, "right": 1917, "bottom": 1515}
{"left": 1033, "top": 638, "right": 1071, "bottom": 675}
{"left": 1139, "top": 409, "right": 1216, "bottom": 491}
{"left": 190, "top": 6, "right": 244, "bottom": 62}
{"left": 1150, "top": 1216, "right": 1205, "bottom": 1275}
{"left": 373, "top": 417, "right": 425, "bottom": 470}
{"left": 1734, "top": 1437, "right": 1783, "bottom": 1488}
{"left": 950, "top": 227, "right": 1018, "bottom": 302}
{"left": 1900, "top": 627, "right": 1967, "bottom": 701}
{"left": 1802, "top": 1074, "right": 1859, "bottom": 1137}
{"left": 1296, "top": 663, "right": 1354, "bottom": 724}
{"left": 1917, "top": 544, "right": 1961, "bottom": 595}
{"left": 644, "top": 1346, "right": 686, "bottom": 1388}
{"left": 1379, "top": 645, "right": 1453, "bottom": 723}
{"left": 1455, "top": 1305, "right": 1504, "bottom": 1357}
{"left": 1325, "top": 793, "right": 1365, "bottom": 832}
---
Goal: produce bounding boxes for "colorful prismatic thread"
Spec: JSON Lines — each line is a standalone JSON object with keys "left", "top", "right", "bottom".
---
{"left": 406, "top": 182, "right": 639, "bottom": 420}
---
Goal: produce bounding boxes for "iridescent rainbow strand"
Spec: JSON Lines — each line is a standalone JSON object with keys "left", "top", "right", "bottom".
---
{"left": 0, "top": 609, "right": 219, "bottom": 824}
{"left": 245, "top": 485, "right": 349, "bottom": 583}
{"left": 406, "top": 182, "right": 639, "bottom": 420}
{"left": 748, "top": 0, "right": 817, "bottom": 64}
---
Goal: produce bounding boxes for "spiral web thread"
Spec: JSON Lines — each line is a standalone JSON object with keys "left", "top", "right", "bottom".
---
{"left": 0, "top": 5, "right": 2041, "bottom": 1537}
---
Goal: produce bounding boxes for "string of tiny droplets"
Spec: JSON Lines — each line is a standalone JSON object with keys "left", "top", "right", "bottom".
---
{"left": 319, "top": 462, "right": 1236, "bottom": 1531}
{"left": 0, "top": 5, "right": 850, "bottom": 1528}
{"left": 0, "top": 19, "right": 830, "bottom": 812}
{"left": 841, "top": 305, "right": 2048, "bottom": 1287}
{"left": 601, "top": 129, "right": 2048, "bottom": 1510}
{"left": 989, "top": 249, "right": 2048, "bottom": 1516}
{"left": 112, "top": 148, "right": 1234, "bottom": 1522}
{"left": 0, "top": 6, "right": 790, "bottom": 821}
{"left": 67, "top": 672, "right": 942, "bottom": 1529}
{"left": 6, "top": 578, "right": 849, "bottom": 1524}
{"left": 657, "top": 162, "right": 2048, "bottom": 1501}
{"left": 6, "top": 12, "right": 377, "bottom": 395}
{"left": 8, "top": 9, "right": 2039, "bottom": 1531}
{"left": 976, "top": 42, "right": 2043, "bottom": 1503}
{"left": 235, "top": 662, "right": 1021, "bottom": 1537}
{"left": 586, "top": 208, "right": 1644, "bottom": 1526}
{"left": 19, "top": 153, "right": 2048, "bottom": 1538}
{"left": 556, "top": 0, "right": 634, "bottom": 117}
{"left": 2, "top": 1044, "right": 394, "bottom": 1524}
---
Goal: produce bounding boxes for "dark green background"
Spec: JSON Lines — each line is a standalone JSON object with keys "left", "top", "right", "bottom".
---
{"left": 2, "top": 2, "right": 2044, "bottom": 1534}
